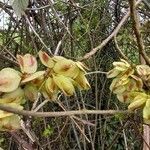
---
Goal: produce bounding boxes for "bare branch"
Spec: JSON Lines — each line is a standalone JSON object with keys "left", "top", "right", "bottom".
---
{"left": 25, "top": 15, "right": 53, "bottom": 55}
{"left": 114, "top": 36, "right": 129, "bottom": 61}
{"left": 128, "top": 0, "right": 150, "bottom": 65}
{"left": 0, "top": 104, "right": 132, "bottom": 118}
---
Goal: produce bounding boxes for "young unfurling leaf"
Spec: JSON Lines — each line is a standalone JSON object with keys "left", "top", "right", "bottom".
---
{"left": 53, "top": 59, "right": 79, "bottom": 79}
{"left": 38, "top": 51, "right": 54, "bottom": 68}
{"left": 53, "top": 74, "right": 75, "bottom": 96}
{"left": 74, "top": 71, "right": 91, "bottom": 90}
{"left": 17, "top": 54, "right": 37, "bottom": 74}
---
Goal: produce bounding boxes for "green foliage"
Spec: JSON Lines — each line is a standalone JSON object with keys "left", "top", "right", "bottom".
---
{"left": 42, "top": 125, "right": 54, "bottom": 137}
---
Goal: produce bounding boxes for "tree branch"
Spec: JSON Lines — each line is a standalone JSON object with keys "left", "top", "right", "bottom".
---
{"left": 0, "top": 104, "right": 133, "bottom": 118}
{"left": 128, "top": 0, "right": 150, "bottom": 65}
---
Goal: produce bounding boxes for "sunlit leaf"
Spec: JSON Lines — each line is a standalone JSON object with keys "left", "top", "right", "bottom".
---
{"left": 117, "top": 92, "right": 130, "bottom": 103}
{"left": 117, "top": 91, "right": 146, "bottom": 104}
{"left": 0, "top": 68, "right": 21, "bottom": 92}
{"left": 117, "top": 77, "right": 129, "bottom": 86}
{"left": 113, "top": 61, "right": 129, "bottom": 71}
{"left": 0, "top": 115, "right": 21, "bottom": 131}
{"left": 53, "top": 59, "right": 79, "bottom": 78}
{"left": 134, "top": 92, "right": 148, "bottom": 100}
{"left": 120, "top": 59, "right": 130, "bottom": 66}
{"left": 52, "top": 56, "right": 66, "bottom": 62}
{"left": 41, "top": 88, "right": 58, "bottom": 101}
{"left": 136, "top": 65, "right": 150, "bottom": 76}
{"left": 109, "top": 77, "right": 128, "bottom": 94}
{"left": 128, "top": 98, "right": 146, "bottom": 110}
{"left": 21, "top": 71, "right": 45, "bottom": 83}
{"left": 107, "top": 68, "right": 120, "bottom": 78}
{"left": 45, "top": 77, "right": 57, "bottom": 93}
{"left": 24, "top": 84, "right": 38, "bottom": 102}
{"left": 130, "top": 75, "right": 143, "bottom": 90}
{"left": 0, "top": 110, "right": 13, "bottom": 119}
{"left": 111, "top": 85, "right": 126, "bottom": 94}
{"left": 74, "top": 71, "right": 90, "bottom": 90}
{"left": 120, "top": 68, "right": 134, "bottom": 78}
{"left": 145, "top": 99, "right": 150, "bottom": 107}
{"left": 143, "top": 105, "right": 150, "bottom": 124}
{"left": 146, "top": 75, "right": 150, "bottom": 87}
{"left": 31, "top": 75, "right": 45, "bottom": 88}
{"left": 0, "top": 97, "right": 24, "bottom": 105}
{"left": 39, "top": 51, "right": 54, "bottom": 68}
{"left": 2, "top": 88, "right": 25, "bottom": 104}
{"left": 76, "top": 61, "right": 89, "bottom": 72}
{"left": 17, "top": 54, "right": 37, "bottom": 74}
{"left": 121, "top": 77, "right": 143, "bottom": 94}
{"left": 53, "top": 74, "right": 75, "bottom": 96}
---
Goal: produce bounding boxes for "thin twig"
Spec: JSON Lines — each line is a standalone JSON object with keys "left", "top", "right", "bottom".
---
{"left": 72, "top": 116, "right": 95, "bottom": 126}
{"left": 107, "top": 121, "right": 128, "bottom": 150}
{"left": 85, "top": 71, "right": 107, "bottom": 75}
{"left": 48, "top": 0, "right": 72, "bottom": 37}
{"left": 48, "top": 118, "right": 69, "bottom": 144}
{"left": 31, "top": 93, "right": 41, "bottom": 110}
{"left": 33, "top": 100, "right": 49, "bottom": 112}
{"left": 115, "top": 104, "right": 129, "bottom": 150}
{"left": 114, "top": 36, "right": 129, "bottom": 61}
{"left": 57, "top": 100, "right": 91, "bottom": 142}
{"left": 120, "top": 120, "right": 129, "bottom": 150}
{"left": 0, "top": 54, "right": 18, "bottom": 66}
{"left": 20, "top": 120, "right": 36, "bottom": 143}
{"left": 25, "top": 15, "right": 53, "bottom": 55}
{"left": 27, "top": 5, "right": 51, "bottom": 10}
{"left": 54, "top": 33, "right": 67, "bottom": 55}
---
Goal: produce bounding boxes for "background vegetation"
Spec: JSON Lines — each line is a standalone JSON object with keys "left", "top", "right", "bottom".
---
{"left": 0, "top": 0, "right": 149, "bottom": 149}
